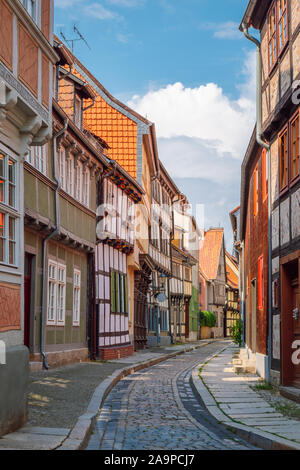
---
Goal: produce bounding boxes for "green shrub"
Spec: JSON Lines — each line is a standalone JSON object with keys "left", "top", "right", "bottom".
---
{"left": 200, "top": 311, "right": 217, "bottom": 328}
{"left": 231, "top": 318, "right": 243, "bottom": 346}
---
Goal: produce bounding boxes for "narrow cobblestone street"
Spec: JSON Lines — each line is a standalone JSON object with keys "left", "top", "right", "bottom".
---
{"left": 86, "top": 341, "right": 259, "bottom": 450}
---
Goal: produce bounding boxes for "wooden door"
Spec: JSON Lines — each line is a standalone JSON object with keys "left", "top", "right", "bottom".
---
{"left": 292, "top": 279, "right": 300, "bottom": 388}
{"left": 134, "top": 271, "right": 147, "bottom": 350}
{"left": 24, "top": 253, "right": 33, "bottom": 349}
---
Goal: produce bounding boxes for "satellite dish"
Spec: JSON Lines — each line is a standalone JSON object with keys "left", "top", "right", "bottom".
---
{"left": 157, "top": 292, "right": 166, "bottom": 303}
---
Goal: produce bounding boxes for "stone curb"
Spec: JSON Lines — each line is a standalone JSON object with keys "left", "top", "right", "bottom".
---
{"left": 191, "top": 352, "right": 300, "bottom": 451}
{"left": 57, "top": 340, "right": 214, "bottom": 450}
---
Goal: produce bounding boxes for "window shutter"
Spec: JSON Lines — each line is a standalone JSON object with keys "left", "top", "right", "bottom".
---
{"left": 115, "top": 272, "right": 119, "bottom": 313}
{"left": 124, "top": 275, "right": 128, "bottom": 313}
{"left": 111, "top": 271, "right": 116, "bottom": 312}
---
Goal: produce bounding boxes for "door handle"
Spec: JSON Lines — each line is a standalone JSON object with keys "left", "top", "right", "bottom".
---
{"left": 292, "top": 308, "right": 299, "bottom": 321}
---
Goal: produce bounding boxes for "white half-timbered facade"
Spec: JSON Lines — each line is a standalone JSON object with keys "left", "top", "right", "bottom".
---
{"left": 95, "top": 164, "right": 143, "bottom": 359}
{"left": 146, "top": 164, "right": 177, "bottom": 346}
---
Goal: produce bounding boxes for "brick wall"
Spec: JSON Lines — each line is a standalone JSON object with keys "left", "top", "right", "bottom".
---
{"left": 99, "top": 345, "right": 134, "bottom": 361}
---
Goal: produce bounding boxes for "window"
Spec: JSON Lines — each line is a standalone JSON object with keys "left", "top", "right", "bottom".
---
{"left": 278, "top": 0, "right": 288, "bottom": 50}
{"left": 60, "top": 147, "right": 66, "bottom": 191}
{"left": 273, "top": 279, "right": 279, "bottom": 308}
{"left": 26, "top": 145, "right": 47, "bottom": 175}
{"left": 253, "top": 165, "right": 258, "bottom": 216}
{"left": 66, "top": 155, "right": 74, "bottom": 197}
{"left": 20, "top": 0, "right": 37, "bottom": 21}
{"left": 47, "top": 261, "right": 66, "bottom": 325}
{"left": 268, "top": 1, "right": 289, "bottom": 70}
{"left": 269, "top": 3, "right": 277, "bottom": 68}
{"left": 73, "top": 269, "right": 81, "bottom": 326}
{"left": 291, "top": 115, "right": 299, "bottom": 181}
{"left": 57, "top": 264, "right": 66, "bottom": 325}
{"left": 279, "top": 128, "right": 288, "bottom": 190}
{"left": 0, "top": 152, "right": 17, "bottom": 266}
{"left": 47, "top": 262, "right": 57, "bottom": 325}
{"left": 74, "top": 96, "right": 82, "bottom": 129}
{"left": 76, "top": 161, "right": 82, "bottom": 202}
{"left": 258, "top": 256, "right": 264, "bottom": 310}
{"left": 111, "top": 271, "right": 128, "bottom": 314}
{"left": 82, "top": 167, "right": 90, "bottom": 207}
{"left": 262, "top": 149, "right": 268, "bottom": 201}
{"left": 59, "top": 149, "right": 90, "bottom": 207}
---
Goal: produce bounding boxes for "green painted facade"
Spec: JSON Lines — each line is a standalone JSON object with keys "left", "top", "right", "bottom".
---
{"left": 189, "top": 285, "right": 199, "bottom": 333}
{"left": 24, "top": 136, "right": 98, "bottom": 359}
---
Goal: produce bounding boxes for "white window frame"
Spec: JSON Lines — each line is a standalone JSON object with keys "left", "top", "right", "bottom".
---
{"left": 76, "top": 160, "right": 82, "bottom": 202}
{"left": 46, "top": 261, "right": 66, "bottom": 326}
{"left": 26, "top": 145, "right": 47, "bottom": 175}
{"left": 57, "top": 263, "right": 66, "bottom": 326}
{"left": 20, "top": 0, "right": 37, "bottom": 22}
{"left": 73, "top": 269, "right": 81, "bottom": 326}
{"left": 47, "top": 261, "right": 57, "bottom": 325}
{"left": 66, "top": 154, "right": 74, "bottom": 197}
{"left": 83, "top": 167, "right": 90, "bottom": 207}
{"left": 60, "top": 147, "right": 66, "bottom": 192}
{"left": 0, "top": 151, "right": 19, "bottom": 267}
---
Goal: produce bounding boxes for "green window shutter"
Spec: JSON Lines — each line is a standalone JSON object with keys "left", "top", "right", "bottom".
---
{"left": 111, "top": 271, "right": 116, "bottom": 313}
{"left": 115, "top": 273, "right": 119, "bottom": 313}
{"left": 124, "top": 275, "right": 128, "bottom": 313}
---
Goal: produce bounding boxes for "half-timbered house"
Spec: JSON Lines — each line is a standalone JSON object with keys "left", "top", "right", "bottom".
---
{"left": 240, "top": 0, "right": 300, "bottom": 389}
{"left": 0, "top": 0, "right": 57, "bottom": 435}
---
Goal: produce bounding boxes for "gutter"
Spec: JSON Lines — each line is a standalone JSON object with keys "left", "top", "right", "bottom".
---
{"left": 40, "top": 118, "right": 68, "bottom": 369}
{"left": 242, "top": 23, "right": 272, "bottom": 382}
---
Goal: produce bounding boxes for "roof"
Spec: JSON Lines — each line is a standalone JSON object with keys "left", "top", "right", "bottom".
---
{"left": 199, "top": 228, "right": 224, "bottom": 280}
{"left": 225, "top": 250, "right": 239, "bottom": 289}
{"left": 53, "top": 36, "right": 159, "bottom": 180}
{"left": 52, "top": 100, "right": 145, "bottom": 199}
{"left": 239, "top": 0, "right": 272, "bottom": 31}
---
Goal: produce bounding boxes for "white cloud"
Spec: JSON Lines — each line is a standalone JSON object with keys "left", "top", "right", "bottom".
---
{"left": 116, "top": 32, "right": 132, "bottom": 43}
{"left": 55, "top": 0, "right": 83, "bottom": 7}
{"left": 83, "top": 3, "right": 117, "bottom": 19}
{"left": 199, "top": 21, "right": 242, "bottom": 40}
{"left": 128, "top": 50, "right": 256, "bottom": 164}
{"left": 105, "top": 0, "right": 145, "bottom": 6}
{"left": 127, "top": 51, "right": 256, "bottom": 238}
{"left": 213, "top": 21, "right": 241, "bottom": 40}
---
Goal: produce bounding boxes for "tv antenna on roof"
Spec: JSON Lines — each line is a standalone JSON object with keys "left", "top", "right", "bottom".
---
{"left": 60, "top": 24, "right": 91, "bottom": 54}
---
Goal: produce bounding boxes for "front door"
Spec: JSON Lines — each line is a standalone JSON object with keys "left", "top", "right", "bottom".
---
{"left": 24, "top": 253, "right": 33, "bottom": 349}
{"left": 292, "top": 278, "right": 300, "bottom": 388}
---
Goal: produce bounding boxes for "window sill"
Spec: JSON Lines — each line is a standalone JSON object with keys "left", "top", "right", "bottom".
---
{"left": 289, "top": 174, "right": 300, "bottom": 190}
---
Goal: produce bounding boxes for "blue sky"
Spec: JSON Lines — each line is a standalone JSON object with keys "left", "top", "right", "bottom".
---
{"left": 54, "top": 0, "right": 256, "bottom": 249}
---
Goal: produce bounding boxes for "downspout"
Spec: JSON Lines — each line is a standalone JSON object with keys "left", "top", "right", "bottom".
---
{"left": 242, "top": 23, "right": 272, "bottom": 381}
{"left": 40, "top": 119, "right": 68, "bottom": 369}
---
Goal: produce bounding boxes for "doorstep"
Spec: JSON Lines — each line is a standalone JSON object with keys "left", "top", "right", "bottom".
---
{"left": 279, "top": 386, "right": 300, "bottom": 404}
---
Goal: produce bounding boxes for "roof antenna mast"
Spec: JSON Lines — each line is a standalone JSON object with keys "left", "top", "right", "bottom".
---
{"left": 60, "top": 24, "right": 91, "bottom": 54}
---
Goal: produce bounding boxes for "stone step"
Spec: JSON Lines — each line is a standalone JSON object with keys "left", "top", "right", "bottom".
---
{"left": 232, "top": 358, "right": 242, "bottom": 365}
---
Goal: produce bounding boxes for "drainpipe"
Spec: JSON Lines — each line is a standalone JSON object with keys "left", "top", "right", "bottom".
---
{"left": 242, "top": 23, "right": 272, "bottom": 382}
{"left": 40, "top": 119, "right": 68, "bottom": 369}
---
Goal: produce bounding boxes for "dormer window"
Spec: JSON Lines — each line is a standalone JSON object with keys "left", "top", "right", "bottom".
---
{"left": 74, "top": 94, "right": 82, "bottom": 129}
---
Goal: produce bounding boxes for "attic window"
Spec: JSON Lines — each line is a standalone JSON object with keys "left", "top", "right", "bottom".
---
{"left": 74, "top": 95, "right": 82, "bottom": 129}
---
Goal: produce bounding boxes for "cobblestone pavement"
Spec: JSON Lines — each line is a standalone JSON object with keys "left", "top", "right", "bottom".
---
{"left": 86, "top": 341, "right": 259, "bottom": 450}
